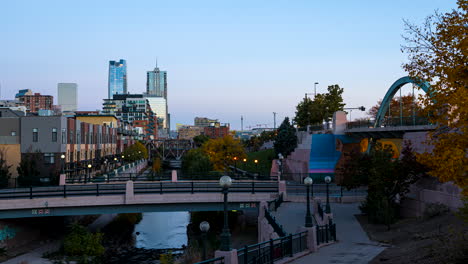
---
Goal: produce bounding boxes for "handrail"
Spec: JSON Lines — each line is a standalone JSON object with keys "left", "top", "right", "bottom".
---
{"left": 194, "top": 256, "right": 224, "bottom": 264}
{"left": 267, "top": 193, "right": 284, "bottom": 212}
{"left": 264, "top": 207, "right": 287, "bottom": 237}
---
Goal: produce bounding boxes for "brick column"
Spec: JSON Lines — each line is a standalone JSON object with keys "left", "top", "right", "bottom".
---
{"left": 125, "top": 180, "right": 134, "bottom": 204}
{"left": 171, "top": 170, "right": 178, "bottom": 182}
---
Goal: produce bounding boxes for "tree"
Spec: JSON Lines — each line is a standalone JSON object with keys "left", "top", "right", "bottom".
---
{"left": 274, "top": 117, "right": 297, "bottom": 157}
{"left": 193, "top": 134, "right": 210, "bottom": 147}
{"left": 182, "top": 149, "right": 213, "bottom": 173}
{"left": 294, "top": 85, "right": 345, "bottom": 127}
{"left": 202, "top": 136, "right": 246, "bottom": 171}
{"left": 367, "top": 93, "right": 425, "bottom": 119}
{"left": 122, "top": 141, "right": 148, "bottom": 162}
{"left": 17, "top": 153, "right": 41, "bottom": 187}
{"left": 0, "top": 150, "right": 11, "bottom": 188}
{"left": 401, "top": 1, "right": 468, "bottom": 195}
{"left": 63, "top": 223, "right": 105, "bottom": 258}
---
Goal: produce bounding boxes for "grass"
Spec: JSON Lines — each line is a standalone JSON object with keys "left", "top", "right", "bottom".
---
{"left": 239, "top": 149, "right": 276, "bottom": 175}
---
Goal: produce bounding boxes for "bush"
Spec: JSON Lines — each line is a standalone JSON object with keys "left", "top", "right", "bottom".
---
{"left": 423, "top": 202, "right": 450, "bottom": 219}
{"left": 360, "top": 194, "right": 398, "bottom": 228}
{"left": 63, "top": 223, "right": 104, "bottom": 257}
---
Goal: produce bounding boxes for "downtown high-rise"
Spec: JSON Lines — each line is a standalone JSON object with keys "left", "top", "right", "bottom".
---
{"left": 57, "top": 83, "right": 77, "bottom": 112}
{"left": 145, "top": 63, "right": 169, "bottom": 134}
{"left": 108, "top": 59, "right": 127, "bottom": 99}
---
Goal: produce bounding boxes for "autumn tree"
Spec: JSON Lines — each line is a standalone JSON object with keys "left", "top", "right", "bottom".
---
{"left": 0, "top": 150, "right": 11, "bottom": 188}
{"left": 122, "top": 141, "right": 148, "bottom": 162}
{"left": 401, "top": 0, "right": 468, "bottom": 195}
{"left": 294, "top": 84, "right": 345, "bottom": 127}
{"left": 202, "top": 136, "right": 246, "bottom": 171}
{"left": 274, "top": 117, "right": 297, "bottom": 157}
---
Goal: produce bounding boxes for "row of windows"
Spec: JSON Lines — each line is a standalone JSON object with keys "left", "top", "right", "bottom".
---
{"left": 32, "top": 128, "right": 116, "bottom": 144}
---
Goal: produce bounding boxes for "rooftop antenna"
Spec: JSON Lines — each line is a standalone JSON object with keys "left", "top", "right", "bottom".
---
{"left": 155, "top": 57, "right": 158, "bottom": 69}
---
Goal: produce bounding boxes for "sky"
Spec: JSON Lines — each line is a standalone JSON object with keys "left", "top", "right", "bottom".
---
{"left": 1, "top": 0, "right": 459, "bottom": 130}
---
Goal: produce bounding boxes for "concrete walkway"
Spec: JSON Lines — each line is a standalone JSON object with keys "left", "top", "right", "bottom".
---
{"left": 272, "top": 202, "right": 386, "bottom": 264}
{"left": 1, "top": 242, "right": 59, "bottom": 264}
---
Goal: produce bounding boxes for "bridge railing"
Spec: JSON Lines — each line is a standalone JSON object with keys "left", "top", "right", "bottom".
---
{"left": 0, "top": 181, "right": 279, "bottom": 200}
{"left": 286, "top": 182, "right": 367, "bottom": 197}
{"left": 178, "top": 171, "right": 278, "bottom": 181}
{"left": 346, "top": 116, "right": 432, "bottom": 129}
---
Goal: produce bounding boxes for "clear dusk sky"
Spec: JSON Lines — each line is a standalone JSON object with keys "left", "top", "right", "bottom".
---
{"left": 1, "top": 0, "right": 458, "bottom": 130}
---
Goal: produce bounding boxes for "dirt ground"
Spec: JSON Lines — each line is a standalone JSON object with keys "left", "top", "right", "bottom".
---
{"left": 356, "top": 213, "right": 468, "bottom": 264}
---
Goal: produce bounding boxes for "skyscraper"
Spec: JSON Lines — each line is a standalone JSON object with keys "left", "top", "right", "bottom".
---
{"left": 58, "top": 83, "right": 77, "bottom": 112}
{"left": 145, "top": 62, "right": 169, "bottom": 135}
{"left": 108, "top": 59, "right": 127, "bottom": 99}
{"left": 146, "top": 63, "right": 167, "bottom": 98}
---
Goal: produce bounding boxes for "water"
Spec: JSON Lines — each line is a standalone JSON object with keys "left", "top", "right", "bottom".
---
{"left": 134, "top": 212, "right": 190, "bottom": 249}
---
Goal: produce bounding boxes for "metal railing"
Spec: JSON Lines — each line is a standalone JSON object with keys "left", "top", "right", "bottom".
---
{"left": 264, "top": 207, "right": 287, "bottom": 237}
{"left": 195, "top": 257, "right": 225, "bottom": 264}
{"left": 0, "top": 181, "right": 278, "bottom": 200}
{"left": 286, "top": 182, "right": 367, "bottom": 197}
{"left": 317, "top": 201, "right": 324, "bottom": 219}
{"left": 237, "top": 231, "right": 308, "bottom": 264}
{"left": 267, "top": 193, "right": 284, "bottom": 212}
{"left": 346, "top": 116, "right": 432, "bottom": 129}
{"left": 316, "top": 223, "right": 336, "bottom": 245}
{"left": 179, "top": 171, "right": 278, "bottom": 182}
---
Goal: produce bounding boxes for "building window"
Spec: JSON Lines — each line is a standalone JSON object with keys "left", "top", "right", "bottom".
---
{"left": 44, "top": 153, "right": 55, "bottom": 164}
{"left": 52, "top": 128, "right": 57, "bottom": 142}
{"left": 62, "top": 128, "right": 66, "bottom": 144}
{"left": 11, "top": 131, "right": 16, "bottom": 136}
{"left": 33, "top": 128, "right": 38, "bottom": 142}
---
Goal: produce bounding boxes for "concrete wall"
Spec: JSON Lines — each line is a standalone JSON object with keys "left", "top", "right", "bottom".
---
{"left": 21, "top": 116, "right": 67, "bottom": 153}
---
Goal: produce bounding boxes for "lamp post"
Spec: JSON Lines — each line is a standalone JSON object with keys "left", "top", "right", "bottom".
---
{"left": 304, "top": 177, "right": 313, "bottom": 227}
{"left": 219, "top": 175, "right": 232, "bottom": 251}
{"left": 60, "top": 154, "right": 65, "bottom": 174}
{"left": 325, "top": 176, "right": 332, "bottom": 213}
{"left": 87, "top": 164, "right": 92, "bottom": 183}
{"left": 254, "top": 159, "right": 258, "bottom": 176}
{"left": 114, "top": 157, "right": 117, "bottom": 170}
{"left": 242, "top": 158, "right": 247, "bottom": 171}
{"left": 233, "top": 157, "right": 237, "bottom": 174}
{"left": 199, "top": 221, "right": 210, "bottom": 260}
{"left": 278, "top": 153, "right": 284, "bottom": 179}
{"left": 103, "top": 159, "right": 108, "bottom": 173}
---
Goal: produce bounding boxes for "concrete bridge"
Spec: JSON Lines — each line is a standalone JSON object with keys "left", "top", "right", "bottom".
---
{"left": 0, "top": 181, "right": 282, "bottom": 219}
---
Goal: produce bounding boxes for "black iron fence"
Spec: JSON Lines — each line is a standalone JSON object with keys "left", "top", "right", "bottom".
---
{"left": 0, "top": 181, "right": 278, "bottom": 200}
{"left": 286, "top": 182, "right": 367, "bottom": 197}
{"left": 267, "top": 193, "right": 284, "bottom": 212}
{"left": 237, "top": 231, "right": 307, "bottom": 264}
{"left": 179, "top": 171, "right": 278, "bottom": 182}
{"left": 194, "top": 256, "right": 225, "bottom": 264}
{"left": 264, "top": 207, "right": 287, "bottom": 237}
{"left": 316, "top": 223, "right": 336, "bottom": 245}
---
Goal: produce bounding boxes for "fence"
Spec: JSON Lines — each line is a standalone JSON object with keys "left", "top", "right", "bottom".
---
{"left": 195, "top": 257, "right": 225, "bottom": 264}
{"left": 179, "top": 171, "right": 278, "bottom": 182}
{"left": 237, "top": 231, "right": 307, "bottom": 264}
{"left": 264, "top": 207, "right": 287, "bottom": 237}
{"left": 286, "top": 182, "right": 367, "bottom": 197}
{"left": 316, "top": 223, "right": 336, "bottom": 245}
{"left": 346, "top": 116, "right": 432, "bottom": 129}
{"left": 267, "top": 193, "right": 284, "bottom": 212}
{"left": 0, "top": 181, "right": 278, "bottom": 200}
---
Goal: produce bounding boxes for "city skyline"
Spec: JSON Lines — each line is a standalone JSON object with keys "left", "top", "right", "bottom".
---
{"left": 1, "top": 0, "right": 458, "bottom": 130}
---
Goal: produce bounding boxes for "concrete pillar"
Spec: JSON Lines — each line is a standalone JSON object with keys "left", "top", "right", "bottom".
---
{"left": 59, "top": 174, "right": 66, "bottom": 186}
{"left": 214, "top": 249, "right": 238, "bottom": 264}
{"left": 298, "top": 226, "right": 318, "bottom": 252}
{"left": 125, "top": 181, "right": 134, "bottom": 204}
{"left": 171, "top": 170, "right": 178, "bottom": 182}
{"left": 278, "top": 180, "right": 287, "bottom": 199}
{"left": 257, "top": 201, "right": 267, "bottom": 243}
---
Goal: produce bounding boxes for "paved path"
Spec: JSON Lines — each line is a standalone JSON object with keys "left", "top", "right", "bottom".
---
{"left": 1, "top": 242, "right": 59, "bottom": 264}
{"left": 273, "top": 202, "right": 386, "bottom": 264}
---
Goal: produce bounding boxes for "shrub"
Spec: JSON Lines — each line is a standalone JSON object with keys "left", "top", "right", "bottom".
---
{"left": 63, "top": 223, "right": 104, "bottom": 257}
{"left": 423, "top": 202, "right": 450, "bottom": 219}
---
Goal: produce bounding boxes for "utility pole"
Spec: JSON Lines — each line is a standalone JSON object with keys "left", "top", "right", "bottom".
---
{"left": 241, "top": 115, "right": 244, "bottom": 131}
{"left": 273, "top": 112, "right": 277, "bottom": 130}
{"left": 314, "top": 82, "right": 319, "bottom": 98}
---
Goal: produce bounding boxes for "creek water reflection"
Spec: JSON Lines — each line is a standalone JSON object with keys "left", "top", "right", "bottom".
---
{"left": 134, "top": 212, "right": 190, "bottom": 249}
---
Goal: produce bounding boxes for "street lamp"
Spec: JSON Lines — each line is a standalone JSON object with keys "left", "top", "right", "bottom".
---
{"left": 325, "top": 176, "right": 332, "bottom": 213}
{"left": 233, "top": 157, "right": 238, "bottom": 174}
{"left": 304, "top": 177, "right": 313, "bottom": 227}
{"left": 278, "top": 153, "right": 284, "bottom": 179}
{"left": 242, "top": 158, "right": 247, "bottom": 171}
{"left": 199, "top": 221, "right": 210, "bottom": 260}
{"left": 254, "top": 159, "right": 259, "bottom": 175}
{"left": 219, "top": 175, "right": 232, "bottom": 251}
{"left": 104, "top": 159, "right": 108, "bottom": 173}
{"left": 60, "top": 154, "right": 65, "bottom": 174}
{"left": 87, "top": 164, "right": 92, "bottom": 183}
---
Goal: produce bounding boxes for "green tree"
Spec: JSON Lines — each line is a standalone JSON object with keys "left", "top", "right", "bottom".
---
{"left": 401, "top": 0, "right": 468, "bottom": 195}
{"left": 63, "top": 223, "right": 105, "bottom": 258}
{"left": 182, "top": 149, "right": 213, "bottom": 173}
{"left": 273, "top": 117, "right": 297, "bottom": 157}
{"left": 0, "top": 150, "right": 11, "bottom": 188}
{"left": 294, "top": 85, "right": 345, "bottom": 127}
{"left": 122, "top": 141, "right": 148, "bottom": 162}
{"left": 193, "top": 134, "right": 210, "bottom": 147}
{"left": 17, "top": 153, "right": 41, "bottom": 187}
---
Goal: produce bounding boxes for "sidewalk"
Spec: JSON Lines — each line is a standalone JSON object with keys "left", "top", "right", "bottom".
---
{"left": 1, "top": 242, "right": 59, "bottom": 264}
{"left": 272, "top": 202, "right": 386, "bottom": 264}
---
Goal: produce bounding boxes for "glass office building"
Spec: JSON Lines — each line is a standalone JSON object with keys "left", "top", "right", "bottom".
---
{"left": 146, "top": 67, "right": 167, "bottom": 98}
{"left": 108, "top": 59, "right": 127, "bottom": 99}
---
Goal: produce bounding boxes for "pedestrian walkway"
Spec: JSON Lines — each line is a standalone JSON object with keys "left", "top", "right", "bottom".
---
{"left": 272, "top": 202, "right": 386, "bottom": 264}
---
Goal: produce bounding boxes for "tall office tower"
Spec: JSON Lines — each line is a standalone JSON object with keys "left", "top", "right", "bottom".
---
{"left": 108, "top": 59, "right": 127, "bottom": 99}
{"left": 57, "top": 83, "right": 77, "bottom": 112}
{"left": 146, "top": 63, "right": 167, "bottom": 98}
{"left": 145, "top": 62, "right": 169, "bottom": 135}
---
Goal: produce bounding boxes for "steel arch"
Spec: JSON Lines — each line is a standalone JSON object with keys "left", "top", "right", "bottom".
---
{"left": 374, "top": 76, "right": 430, "bottom": 127}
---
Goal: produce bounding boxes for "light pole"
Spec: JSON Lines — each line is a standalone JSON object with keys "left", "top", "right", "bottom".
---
{"left": 233, "top": 157, "right": 238, "bottom": 174}
{"left": 114, "top": 157, "right": 117, "bottom": 169}
{"left": 199, "top": 221, "right": 210, "bottom": 260}
{"left": 87, "top": 164, "right": 92, "bottom": 183}
{"left": 254, "top": 159, "right": 259, "bottom": 176}
{"left": 219, "top": 175, "right": 232, "bottom": 251}
{"left": 278, "top": 153, "right": 284, "bottom": 179}
{"left": 304, "top": 177, "right": 313, "bottom": 227}
{"left": 325, "top": 176, "right": 332, "bottom": 213}
{"left": 103, "top": 159, "right": 108, "bottom": 173}
{"left": 60, "top": 154, "right": 65, "bottom": 174}
{"left": 242, "top": 158, "right": 247, "bottom": 171}
{"left": 344, "top": 106, "right": 366, "bottom": 122}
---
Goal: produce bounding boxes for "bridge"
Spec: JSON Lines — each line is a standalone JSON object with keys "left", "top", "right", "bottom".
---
{"left": 146, "top": 139, "right": 194, "bottom": 168}
{"left": 0, "top": 180, "right": 279, "bottom": 219}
